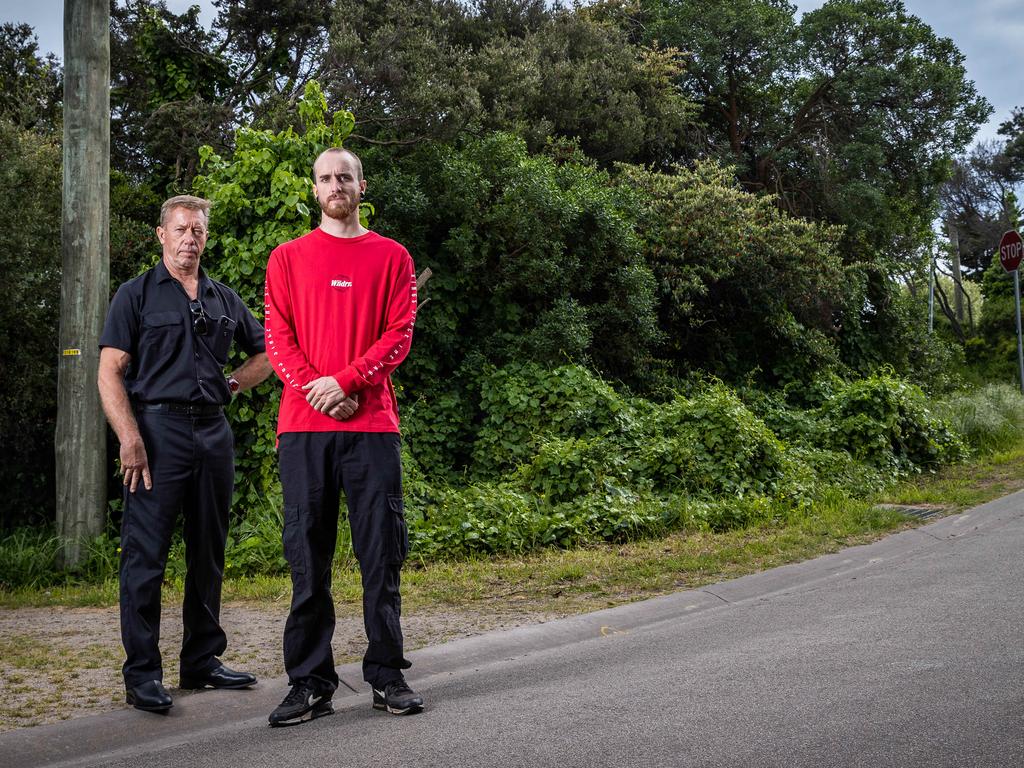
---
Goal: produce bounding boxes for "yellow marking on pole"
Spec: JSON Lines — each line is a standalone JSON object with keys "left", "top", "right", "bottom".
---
{"left": 62, "top": 349, "right": 82, "bottom": 356}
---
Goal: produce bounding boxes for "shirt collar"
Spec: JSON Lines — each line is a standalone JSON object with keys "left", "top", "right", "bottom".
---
{"left": 154, "top": 258, "right": 215, "bottom": 296}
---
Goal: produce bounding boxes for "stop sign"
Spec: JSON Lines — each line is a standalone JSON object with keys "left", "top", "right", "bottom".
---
{"left": 1000, "top": 229, "right": 1024, "bottom": 272}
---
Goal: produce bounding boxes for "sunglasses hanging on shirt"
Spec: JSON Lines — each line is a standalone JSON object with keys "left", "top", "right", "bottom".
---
{"left": 189, "top": 299, "right": 209, "bottom": 336}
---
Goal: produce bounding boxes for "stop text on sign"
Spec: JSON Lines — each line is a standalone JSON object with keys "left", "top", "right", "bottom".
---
{"left": 999, "top": 230, "right": 1024, "bottom": 272}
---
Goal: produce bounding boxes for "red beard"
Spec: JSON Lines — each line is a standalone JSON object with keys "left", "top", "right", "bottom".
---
{"left": 319, "top": 193, "right": 359, "bottom": 221}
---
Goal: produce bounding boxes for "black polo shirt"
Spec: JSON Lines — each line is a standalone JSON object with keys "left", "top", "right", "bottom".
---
{"left": 100, "top": 259, "right": 265, "bottom": 405}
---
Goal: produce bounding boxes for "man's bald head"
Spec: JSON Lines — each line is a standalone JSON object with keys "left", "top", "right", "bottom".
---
{"left": 313, "top": 148, "right": 363, "bottom": 181}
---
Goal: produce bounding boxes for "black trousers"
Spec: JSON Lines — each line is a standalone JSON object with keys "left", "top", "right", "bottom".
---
{"left": 278, "top": 431, "right": 411, "bottom": 693}
{"left": 119, "top": 410, "right": 233, "bottom": 687}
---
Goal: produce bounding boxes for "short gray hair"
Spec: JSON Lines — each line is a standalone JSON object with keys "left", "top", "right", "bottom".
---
{"left": 160, "top": 195, "right": 211, "bottom": 227}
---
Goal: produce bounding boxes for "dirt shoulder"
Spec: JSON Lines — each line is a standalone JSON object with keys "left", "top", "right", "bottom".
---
{"left": 0, "top": 599, "right": 564, "bottom": 732}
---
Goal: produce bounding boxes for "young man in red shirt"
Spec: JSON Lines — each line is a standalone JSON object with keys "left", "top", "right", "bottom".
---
{"left": 264, "top": 148, "right": 422, "bottom": 726}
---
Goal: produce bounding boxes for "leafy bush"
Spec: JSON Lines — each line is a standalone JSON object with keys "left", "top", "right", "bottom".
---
{"left": 517, "top": 436, "right": 621, "bottom": 504}
{"left": 408, "top": 483, "right": 541, "bottom": 560}
{"left": 819, "top": 372, "right": 966, "bottom": 471}
{"left": 542, "top": 487, "right": 669, "bottom": 547}
{"left": 701, "top": 495, "right": 778, "bottom": 534}
{"left": 402, "top": 386, "right": 477, "bottom": 479}
{"left": 633, "top": 383, "right": 793, "bottom": 499}
{"left": 471, "top": 363, "right": 632, "bottom": 475}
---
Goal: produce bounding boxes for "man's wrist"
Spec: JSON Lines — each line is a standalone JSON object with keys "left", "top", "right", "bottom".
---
{"left": 226, "top": 376, "right": 240, "bottom": 395}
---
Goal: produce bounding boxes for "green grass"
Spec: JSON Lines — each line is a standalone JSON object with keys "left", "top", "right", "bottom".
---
{"left": 877, "top": 445, "right": 1024, "bottom": 509}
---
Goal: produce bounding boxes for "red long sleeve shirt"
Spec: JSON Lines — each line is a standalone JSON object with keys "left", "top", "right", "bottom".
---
{"left": 264, "top": 228, "right": 417, "bottom": 435}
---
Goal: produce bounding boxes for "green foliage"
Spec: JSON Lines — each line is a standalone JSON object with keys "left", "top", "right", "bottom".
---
{"left": 371, "top": 132, "right": 661, "bottom": 393}
{"left": 408, "top": 483, "right": 541, "bottom": 560}
{"left": 221, "top": 498, "right": 289, "bottom": 579}
{"left": 0, "top": 120, "right": 61, "bottom": 528}
{"left": 518, "top": 437, "right": 618, "bottom": 504}
{"left": 543, "top": 489, "right": 671, "bottom": 546}
{"left": 322, "top": 0, "right": 695, "bottom": 164}
{"left": 400, "top": 387, "right": 476, "bottom": 479}
{"left": 0, "top": 527, "right": 62, "bottom": 589}
{"left": 110, "top": 0, "right": 332, "bottom": 191}
{"left": 618, "top": 160, "right": 845, "bottom": 383}
{"left": 819, "top": 372, "right": 965, "bottom": 471}
{"left": 0, "top": 23, "right": 62, "bottom": 134}
{"left": 0, "top": 527, "right": 121, "bottom": 590}
{"left": 607, "top": 0, "right": 988, "bottom": 377}
{"left": 627, "top": 0, "right": 988, "bottom": 261}
{"left": 470, "top": 363, "right": 630, "bottom": 476}
{"left": 634, "top": 383, "right": 793, "bottom": 499}
{"left": 974, "top": 259, "right": 1022, "bottom": 381}
{"left": 474, "top": 7, "right": 696, "bottom": 164}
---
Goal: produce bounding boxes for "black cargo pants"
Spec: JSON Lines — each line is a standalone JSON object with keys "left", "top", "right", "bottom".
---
{"left": 278, "top": 431, "right": 411, "bottom": 694}
{"left": 119, "top": 408, "right": 233, "bottom": 687}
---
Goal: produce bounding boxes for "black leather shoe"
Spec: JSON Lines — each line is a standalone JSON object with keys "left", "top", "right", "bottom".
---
{"left": 126, "top": 680, "right": 173, "bottom": 712}
{"left": 179, "top": 664, "right": 257, "bottom": 690}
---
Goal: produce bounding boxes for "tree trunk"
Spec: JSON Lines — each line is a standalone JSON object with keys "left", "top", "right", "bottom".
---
{"left": 57, "top": 0, "right": 110, "bottom": 567}
{"left": 945, "top": 219, "right": 963, "bottom": 325}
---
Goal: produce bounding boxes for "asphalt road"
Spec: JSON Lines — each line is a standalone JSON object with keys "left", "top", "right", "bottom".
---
{"left": 6, "top": 492, "right": 1024, "bottom": 768}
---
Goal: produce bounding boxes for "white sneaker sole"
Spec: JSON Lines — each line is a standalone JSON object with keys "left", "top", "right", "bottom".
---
{"left": 269, "top": 700, "right": 334, "bottom": 727}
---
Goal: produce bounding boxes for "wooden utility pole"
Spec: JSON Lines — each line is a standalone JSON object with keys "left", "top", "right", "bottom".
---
{"left": 57, "top": 0, "right": 110, "bottom": 566}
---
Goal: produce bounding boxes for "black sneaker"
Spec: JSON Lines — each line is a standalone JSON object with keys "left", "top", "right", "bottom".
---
{"left": 268, "top": 682, "right": 334, "bottom": 727}
{"left": 372, "top": 678, "right": 424, "bottom": 715}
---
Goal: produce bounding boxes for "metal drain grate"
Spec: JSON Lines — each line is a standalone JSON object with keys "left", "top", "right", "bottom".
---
{"left": 873, "top": 503, "right": 947, "bottom": 520}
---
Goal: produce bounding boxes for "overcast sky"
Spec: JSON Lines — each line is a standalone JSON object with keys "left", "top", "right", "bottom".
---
{"left": 3, "top": 0, "right": 1021, "bottom": 146}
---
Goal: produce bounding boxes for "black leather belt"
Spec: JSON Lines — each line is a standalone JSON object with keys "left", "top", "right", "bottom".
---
{"left": 135, "top": 403, "right": 223, "bottom": 417}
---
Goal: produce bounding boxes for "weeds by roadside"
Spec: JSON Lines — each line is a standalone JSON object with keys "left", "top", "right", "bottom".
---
{"left": 4, "top": 444, "right": 1022, "bottom": 611}
{"left": 2, "top": 377, "right": 1022, "bottom": 603}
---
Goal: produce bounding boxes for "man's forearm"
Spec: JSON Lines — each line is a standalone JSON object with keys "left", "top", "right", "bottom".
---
{"left": 230, "top": 352, "right": 273, "bottom": 393}
{"left": 97, "top": 358, "right": 142, "bottom": 446}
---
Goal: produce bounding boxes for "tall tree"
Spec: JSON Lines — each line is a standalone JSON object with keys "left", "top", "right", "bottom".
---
{"left": 0, "top": 22, "right": 62, "bottom": 133}
{"left": 998, "top": 106, "right": 1024, "bottom": 179}
{"left": 614, "top": 0, "right": 989, "bottom": 263}
{"left": 58, "top": 0, "right": 110, "bottom": 565}
{"left": 0, "top": 122, "right": 62, "bottom": 530}
{"left": 941, "top": 140, "right": 1024, "bottom": 278}
{"left": 109, "top": 0, "right": 331, "bottom": 192}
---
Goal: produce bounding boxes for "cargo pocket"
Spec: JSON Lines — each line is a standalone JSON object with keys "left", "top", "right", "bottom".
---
{"left": 386, "top": 494, "right": 409, "bottom": 564}
{"left": 282, "top": 505, "right": 307, "bottom": 577}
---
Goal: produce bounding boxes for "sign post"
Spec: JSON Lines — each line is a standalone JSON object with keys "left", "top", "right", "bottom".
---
{"left": 998, "top": 229, "right": 1024, "bottom": 393}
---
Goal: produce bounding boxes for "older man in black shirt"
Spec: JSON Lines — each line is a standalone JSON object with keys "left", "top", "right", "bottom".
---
{"left": 98, "top": 195, "right": 271, "bottom": 713}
